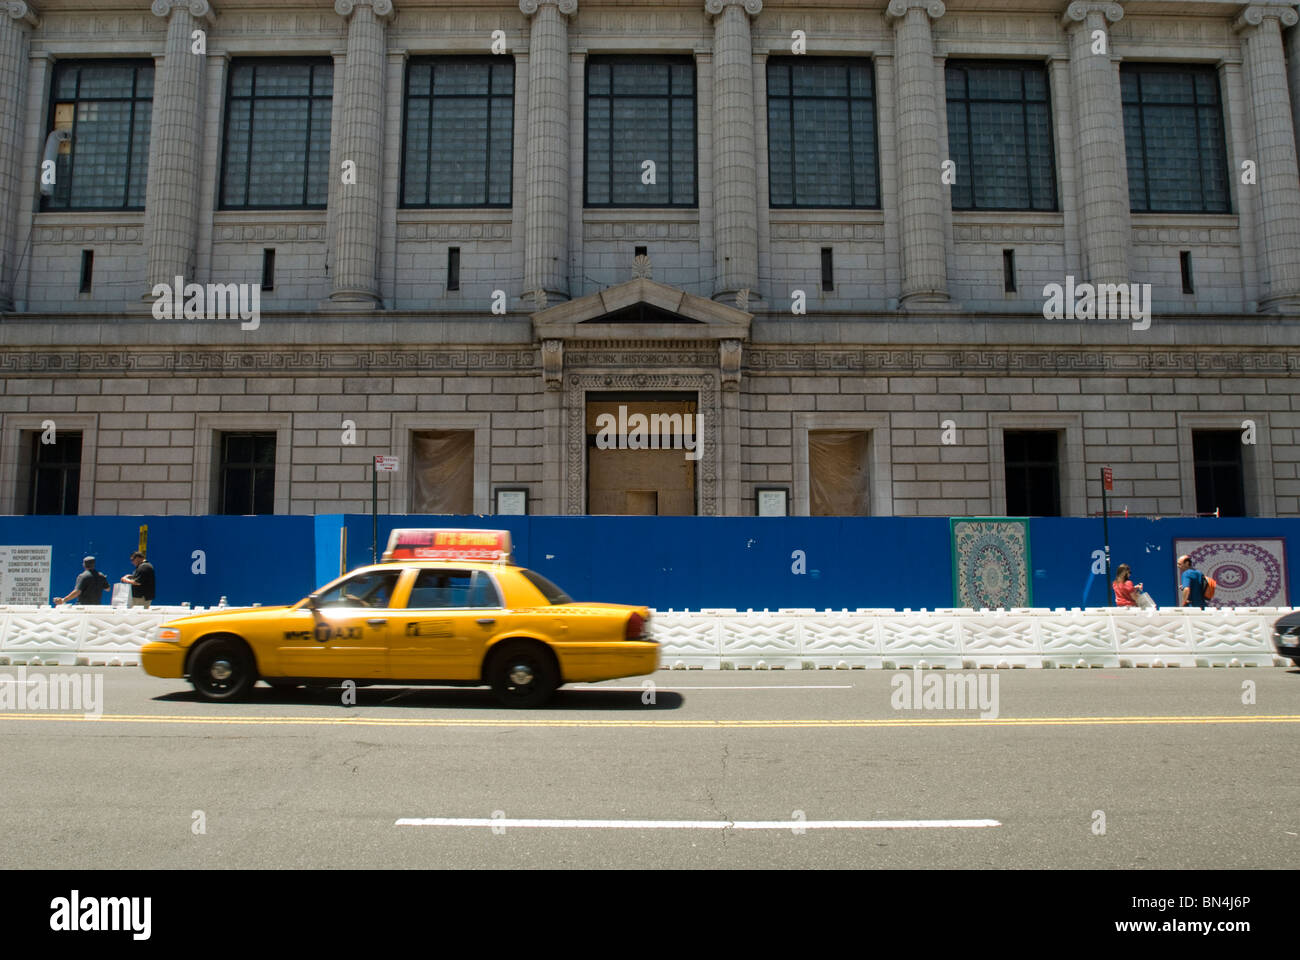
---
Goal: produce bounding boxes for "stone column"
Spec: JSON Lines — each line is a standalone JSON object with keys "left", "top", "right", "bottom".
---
{"left": 145, "top": 0, "right": 213, "bottom": 296}
{"left": 706, "top": 0, "right": 760, "bottom": 303}
{"left": 329, "top": 0, "right": 392, "bottom": 307}
{"left": 520, "top": 0, "right": 575, "bottom": 302}
{"left": 886, "top": 0, "right": 949, "bottom": 306}
{"left": 0, "top": 1, "right": 39, "bottom": 310}
{"left": 1062, "top": 1, "right": 1130, "bottom": 286}
{"left": 1235, "top": 4, "right": 1300, "bottom": 312}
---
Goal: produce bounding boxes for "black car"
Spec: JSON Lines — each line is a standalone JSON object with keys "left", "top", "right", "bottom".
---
{"left": 1272, "top": 611, "right": 1300, "bottom": 666}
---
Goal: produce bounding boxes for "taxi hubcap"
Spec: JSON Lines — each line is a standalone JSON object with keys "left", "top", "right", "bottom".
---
{"left": 210, "top": 659, "right": 233, "bottom": 682}
{"left": 508, "top": 663, "right": 534, "bottom": 686}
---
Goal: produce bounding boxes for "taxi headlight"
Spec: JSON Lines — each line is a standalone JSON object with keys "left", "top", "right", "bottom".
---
{"left": 156, "top": 627, "right": 182, "bottom": 643}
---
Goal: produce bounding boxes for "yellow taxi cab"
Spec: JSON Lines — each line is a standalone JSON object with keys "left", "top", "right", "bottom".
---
{"left": 140, "top": 529, "right": 658, "bottom": 707}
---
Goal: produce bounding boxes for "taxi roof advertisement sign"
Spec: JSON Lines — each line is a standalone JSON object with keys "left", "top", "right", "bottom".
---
{"left": 383, "top": 528, "right": 512, "bottom": 563}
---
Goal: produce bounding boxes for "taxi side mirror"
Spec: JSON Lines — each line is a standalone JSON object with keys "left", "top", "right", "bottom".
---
{"left": 306, "top": 594, "right": 321, "bottom": 610}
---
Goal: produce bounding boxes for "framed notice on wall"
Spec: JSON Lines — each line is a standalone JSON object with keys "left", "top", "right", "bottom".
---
{"left": 0, "top": 545, "right": 52, "bottom": 604}
{"left": 495, "top": 488, "right": 528, "bottom": 516}
{"left": 756, "top": 488, "right": 788, "bottom": 517}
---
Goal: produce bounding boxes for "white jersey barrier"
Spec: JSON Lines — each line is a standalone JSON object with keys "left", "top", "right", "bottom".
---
{"left": 0, "top": 605, "right": 1290, "bottom": 670}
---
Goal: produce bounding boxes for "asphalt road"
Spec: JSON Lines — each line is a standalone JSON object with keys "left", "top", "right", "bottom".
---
{"left": 1, "top": 666, "right": 1296, "bottom": 869}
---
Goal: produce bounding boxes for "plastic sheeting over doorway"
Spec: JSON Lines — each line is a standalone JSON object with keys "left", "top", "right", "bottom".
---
{"left": 809, "top": 430, "right": 870, "bottom": 516}
{"left": 410, "top": 430, "right": 474, "bottom": 514}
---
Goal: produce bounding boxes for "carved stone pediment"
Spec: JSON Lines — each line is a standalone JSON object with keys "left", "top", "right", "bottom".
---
{"left": 530, "top": 278, "right": 752, "bottom": 343}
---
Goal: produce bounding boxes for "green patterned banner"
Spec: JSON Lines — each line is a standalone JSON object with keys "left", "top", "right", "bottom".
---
{"left": 950, "top": 518, "right": 1032, "bottom": 610}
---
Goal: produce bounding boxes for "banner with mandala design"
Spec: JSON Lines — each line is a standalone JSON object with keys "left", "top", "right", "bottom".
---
{"left": 1172, "top": 538, "right": 1289, "bottom": 607}
{"left": 951, "top": 518, "right": 1032, "bottom": 610}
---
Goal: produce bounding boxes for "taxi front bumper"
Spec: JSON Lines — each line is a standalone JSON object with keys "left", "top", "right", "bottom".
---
{"left": 140, "top": 641, "right": 187, "bottom": 679}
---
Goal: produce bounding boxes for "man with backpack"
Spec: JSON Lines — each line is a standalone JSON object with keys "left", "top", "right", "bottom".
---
{"left": 54, "top": 556, "right": 111, "bottom": 606}
{"left": 1177, "top": 554, "right": 1215, "bottom": 609}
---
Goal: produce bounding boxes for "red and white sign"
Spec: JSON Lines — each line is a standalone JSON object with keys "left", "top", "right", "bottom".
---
{"left": 1102, "top": 467, "right": 1113, "bottom": 491}
{"left": 384, "top": 528, "right": 512, "bottom": 562}
{"left": 375, "top": 456, "right": 399, "bottom": 473}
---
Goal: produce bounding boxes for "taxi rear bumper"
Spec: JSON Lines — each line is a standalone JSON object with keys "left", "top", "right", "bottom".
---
{"left": 555, "top": 641, "right": 660, "bottom": 683}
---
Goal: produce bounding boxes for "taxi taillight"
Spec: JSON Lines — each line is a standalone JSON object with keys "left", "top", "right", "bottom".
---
{"left": 626, "top": 612, "right": 646, "bottom": 640}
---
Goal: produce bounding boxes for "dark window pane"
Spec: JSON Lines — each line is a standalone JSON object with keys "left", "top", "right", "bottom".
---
{"left": 945, "top": 62, "right": 1057, "bottom": 211}
{"left": 403, "top": 58, "right": 513, "bottom": 207}
{"left": 220, "top": 432, "right": 276, "bottom": 515}
{"left": 45, "top": 62, "right": 152, "bottom": 211}
{"left": 767, "top": 57, "right": 879, "bottom": 209}
{"left": 1122, "top": 64, "right": 1229, "bottom": 213}
{"left": 222, "top": 60, "right": 332, "bottom": 209}
{"left": 408, "top": 63, "right": 431, "bottom": 96}
{"left": 434, "top": 60, "right": 490, "bottom": 95}
{"left": 29, "top": 433, "right": 81, "bottom": 515}
{"left": 77, "top": 65, "right": 135, "bottom": 98}
{"left": 1192, "top": 430, "right": 1246, "bottom": 516}
{"left": 586, "top": 57, "right": 695, "bottom": 207}
{"left": 1004, "top": 430, "right": 1060, "bottom": 516}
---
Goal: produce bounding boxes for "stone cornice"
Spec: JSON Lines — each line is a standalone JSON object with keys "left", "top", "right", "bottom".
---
{"left": 1061, "top": 1, "right": 1124, "bottom": 28}
{"left": 150, "top": 0, "right": 215, "bottom": 24}
{"left": 519, "top": 0, "right": 577, "bottom": 18}
{"left": 4, "top": 1, "right": 39, "bottom": 27}
{"left": 1233, "top": 3, "right": 1299, "bottom": 33}
{"left": 886, "top": 0, "right": 946, "bottom": 26}
{"left": 704, "top": 0, "right": 762, "bottom": 20}
{"left": 335, "top": 0, "right": 394, "bottom": 21}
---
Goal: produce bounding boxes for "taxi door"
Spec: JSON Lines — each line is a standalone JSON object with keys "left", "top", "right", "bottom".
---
{"left": 274, "top": 569, "right": 406, "bottom": 679}
{"left": 387, "top": 569, "right": 503, "bottom": 681}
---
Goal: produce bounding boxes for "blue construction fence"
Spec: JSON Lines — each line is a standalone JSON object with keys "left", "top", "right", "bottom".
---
{"left": 2, "top": 514, "right": 1296, "bottom": 611}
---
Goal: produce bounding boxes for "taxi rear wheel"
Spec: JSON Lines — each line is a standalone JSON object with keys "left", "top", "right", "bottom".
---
{"left": 189, "top": 637, "right": 256, "bottom": 702}
{"left": 488, "top": 641, "right": 559, "bottom": 708}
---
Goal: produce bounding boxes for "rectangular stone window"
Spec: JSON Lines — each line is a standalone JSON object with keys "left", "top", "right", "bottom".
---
{"left": 944, "top": 61, "right": 1057, "bottom": 211}
{"left": 218, "top": 432, "right": 276, "bottom": 515}
{"left": 43, "top": 61, "right": 153, "bottom": 211}
{"left": 17, "top": 431, "right": 81, "bottom": 515}
{"left": 220, "top": 59, "right": 333, "bottom": 209}
{"left": 1121, "top": 64, "right": 1230, "bottom": 214}
{"left": 808, "top": 430, "right": 869, "bottom": 515}
{"left": 1003, "top": 429, "right": 1061, "bottom": 516}
{"left": 584, "top": 56, "right": 697, "bottom": 207}
{"left": 402, "top": 57, "right": 514, "bottom": 207}
{"left": 1192, "top": 429, "right": 1246, "bottom": 517}
{"left": 767, "top": 58, "right": 880, "bottom": 208}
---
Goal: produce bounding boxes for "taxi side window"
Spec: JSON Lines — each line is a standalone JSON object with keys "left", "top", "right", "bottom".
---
{"left": 406, "top": 570, "right": 502, "bottom": 609}
{"left": 317, "top": 571, "right": 402, "bottom": 609}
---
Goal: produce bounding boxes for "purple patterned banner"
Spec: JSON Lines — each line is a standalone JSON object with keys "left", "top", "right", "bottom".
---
{"left": 1172, "top": 538, "right": 1289, "bottom": 607}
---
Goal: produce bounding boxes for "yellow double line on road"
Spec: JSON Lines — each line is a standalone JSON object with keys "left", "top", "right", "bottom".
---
{"left": 0, "top": 712, "right": 1298, "bottom": 729}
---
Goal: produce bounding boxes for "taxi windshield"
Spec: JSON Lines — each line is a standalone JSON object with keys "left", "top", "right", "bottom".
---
{"left": 519, "top": 569, "right": 573, "bottom": 605}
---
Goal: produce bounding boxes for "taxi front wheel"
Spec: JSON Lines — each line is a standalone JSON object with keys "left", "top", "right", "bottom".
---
{"left": 488, "top": 641, "right": 559, "bottom": 708}
{"left": 189, "top": 637, "right": 257, "bottom": 702}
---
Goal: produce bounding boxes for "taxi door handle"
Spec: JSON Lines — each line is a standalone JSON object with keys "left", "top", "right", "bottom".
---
{"left": 476, "top": 618, "right": 496, "bottom": 627}
{"left": 366, "top": 618, "right": 387, "bottom": 626}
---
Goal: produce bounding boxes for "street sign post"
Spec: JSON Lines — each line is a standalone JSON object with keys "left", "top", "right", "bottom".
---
{"left": 372, "top": 456, "right": 399, "bottom": 563}
{"left": 1100, "top": 467, "right": 1113, "bottom": 605}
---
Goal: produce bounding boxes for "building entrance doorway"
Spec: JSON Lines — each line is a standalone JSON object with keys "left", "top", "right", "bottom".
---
{"left": 586, "top": 392, "right": 698, "bottom": 515}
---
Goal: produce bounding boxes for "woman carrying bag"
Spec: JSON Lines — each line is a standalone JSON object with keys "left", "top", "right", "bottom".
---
{"left": 1113, "top": 563, "right": 1152, "bottom": 608}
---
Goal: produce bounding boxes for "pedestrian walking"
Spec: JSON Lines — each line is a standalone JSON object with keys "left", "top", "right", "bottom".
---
{"left": 1177, "top": 554, "right": 1209, "bottom": 609}
{"left": 54, "top": 556, "right": 110, "bottom": 606}
{"left": 1113, "top": 563, "right": 1144, "bottom": 607}
{"left": 121, "top": 551, "right": 156, "bottom": 608}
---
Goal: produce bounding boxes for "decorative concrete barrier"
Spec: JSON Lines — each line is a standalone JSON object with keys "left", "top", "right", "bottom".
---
{"left": 0, "top": 605, "right": 1291, "bottom": 670}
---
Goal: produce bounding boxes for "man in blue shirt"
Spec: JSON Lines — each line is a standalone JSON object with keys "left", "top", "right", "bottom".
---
{"left": 1177, "top": 555, "right": 1206, "bottom": 609}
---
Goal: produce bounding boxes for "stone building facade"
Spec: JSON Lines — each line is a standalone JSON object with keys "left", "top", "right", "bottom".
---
{"left": 0, "top": 0, "right": 1298, "bottom": 518}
